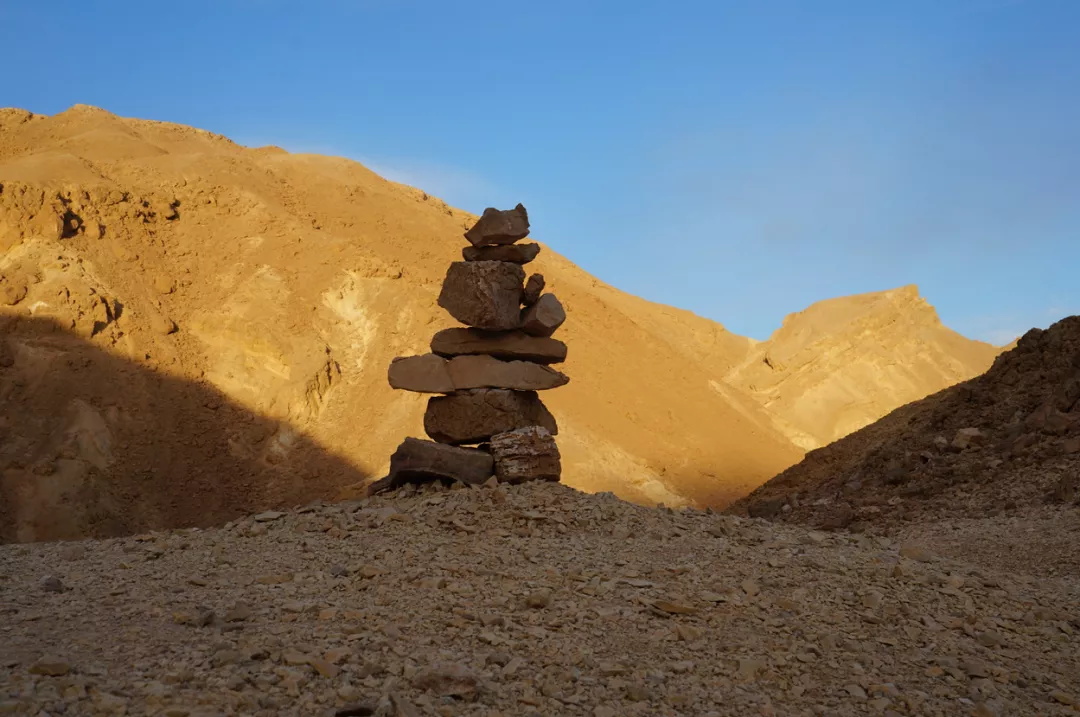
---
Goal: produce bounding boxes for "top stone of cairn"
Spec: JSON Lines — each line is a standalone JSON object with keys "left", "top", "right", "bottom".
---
{"left": 464, "top": 203, "right": 530, "bottom": 247}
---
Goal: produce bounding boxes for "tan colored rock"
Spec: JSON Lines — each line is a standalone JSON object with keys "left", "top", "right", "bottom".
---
{"left": 430, "top": 328, "right": 566, "bottom": 364}
{"left": 490, "top": 426, "right": 561, "bottom": 483}
{"left": 949, "top": 427, "right": 985, "bottom": 452}
{"left": 437, "top": 261, "right": 524, "bottom": 330}
{"left": 464, "top": 203, "right": 530, "bottom": 247}
{"left": 389, "top": 354, "right": 568, "bottom": 393}
{"left": 388, "top": 354, "right": 454, "bottom": 393}
{"left": 425, "top": 389, "right": 557, "bottom": 445}
{"left": 523, "top": 274, "right": 544, "bottom": 306}
{"left": 520, "top": 293, "right": 566, "bottom": 337}
{"left": 462, "top": 242, "right": 540, "bottom": 264}
{"left": 367, "top": 438, "right": 494, "bottom": 494}
{"left": 447, "top": 355, "right": 568, "bottom": 392}
{"left": 411, "top": 662, "right": 480, "bottom": 697}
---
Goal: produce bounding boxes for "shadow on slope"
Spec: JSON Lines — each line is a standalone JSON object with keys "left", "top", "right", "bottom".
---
{"left": 0, "top": 316, "right": 372, "bottom": 543}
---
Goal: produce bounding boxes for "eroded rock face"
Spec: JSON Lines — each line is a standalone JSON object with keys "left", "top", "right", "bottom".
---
{"left": 389, "top": 354, "right": 569, "bottom": 393}
{"left": 523, "top": 274, "right": 545, "bottom": 307}
{"left": 367, "top": 438, "right": 493, "bottom": 494}
{"left": 462, "top": 243, "right": 540, "bottom": 264}
{"left": 490, "top": 426, "right": 561, "bottom": 483}
{"left": 520, "top": 293, "right": 566, "bottom": 337}
{"left": 424, "top": 389, "right": 557, "bottom": 445}
{"left": 430, "top": 328, "right": 567, "bottom": 364}
{"left": 437, "top": 261, "right": 524, "bottom": 330}
{"left": 464, "top": 204, "right": 530, "bottom": 247}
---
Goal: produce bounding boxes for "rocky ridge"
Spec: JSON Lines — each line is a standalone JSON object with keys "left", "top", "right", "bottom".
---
{"left": 728, "top": 286, "right": 1000, "bottom": 450}
{"left": 732, "top": 315, "right": 1080, "bottom": 530}
{"left": 1, "top": 481, "right": 1077, "bottom": 716}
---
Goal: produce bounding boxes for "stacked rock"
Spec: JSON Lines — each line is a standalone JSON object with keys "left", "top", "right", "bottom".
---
{"left": 369, "top": 204, "right": 568, "bottom": 494}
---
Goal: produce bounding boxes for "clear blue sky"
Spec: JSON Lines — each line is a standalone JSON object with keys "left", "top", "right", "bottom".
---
{"left": 2, "top": 0, "right": 1077, "bottom": 343}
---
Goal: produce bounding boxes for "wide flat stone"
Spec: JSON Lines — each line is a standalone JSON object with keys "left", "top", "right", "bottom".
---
{"left": 447, "top": 354, "right": 568, "bottom": 391}
{"left": 523, "top": 274, "right": 545, "bottom": 306}
{"left": 430, "top": 328, "right": 567, "bottom": 364}
{"left": 389, "top": 354, "right": 568, "bottom": 393}
{"left": 388, "top": 354, "right": 453, "bottom": 393}
{"left": 464, "top": 204, "right": 530, "bottom": 247}
{"left": 520, "top": 293, "right": 566, "bottom": 337}
{"left": 462, "top": 243, "right": 540, "bottom": 264}
{"left": 438, "top": 261, "right": 524, "bottom": 330}
{"left": 424, "top": 389, "right": 558, "bottom": 445}
{"left": 490, "top": 426, "right": 561, "bottom": 484}
{"left": 367, "top": 438, "right": 494, "bottom": 495}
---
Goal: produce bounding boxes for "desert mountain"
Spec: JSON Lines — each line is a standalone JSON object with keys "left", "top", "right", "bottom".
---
{"left": 0, "top": 106, "right": 996, "bottom": 542}
{"left": 727, "top": 286, "right": 1000, "bottom": 450}
{"left": 0, "top": 105, "right": 805, "bottom": 541}
{"left": 732, "top": 315, "right": 1080, "bottom": 529}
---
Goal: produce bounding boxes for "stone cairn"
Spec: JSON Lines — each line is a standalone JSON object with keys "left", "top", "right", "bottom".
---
{"left": 369, "top": 204, "right": 568, "bottom": 494}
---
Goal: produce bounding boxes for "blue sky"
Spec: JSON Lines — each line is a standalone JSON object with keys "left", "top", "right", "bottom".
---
{"left": 2, "top": 0, "right": 1077, "bottom": 343}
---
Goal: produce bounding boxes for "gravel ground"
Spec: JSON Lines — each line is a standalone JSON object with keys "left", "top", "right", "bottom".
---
{"left": 2, "top": 481, "right": 1078, "bottom": 716}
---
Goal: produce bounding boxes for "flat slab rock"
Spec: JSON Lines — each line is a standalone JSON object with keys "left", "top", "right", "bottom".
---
{"left": 389, "top": 353, "right": 569, "bottom": 393}
{"left": 437, "top": 261, "right": 524, "bottom": 331}
{"left": 425, "top": 389, "right": 558, "bottom": 445}
{"left": 430, "top": 327, "right": 567, "bottom": 364}
{"left": 367, "top": 438, "right": 493, "bottom": 495}
{"left": 490, "top": 426, "right": 561, "bottom": 483}
{"left": 464, "top": 203, "right": 530, "bottom": 247}
{"left": 521, "top": 293, "right": 566, "bottom": 337}
{"left": 462, "top": 243, "right": 540, "bottom": 264}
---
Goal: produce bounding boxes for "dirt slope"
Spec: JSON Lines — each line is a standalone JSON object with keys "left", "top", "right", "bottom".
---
{"left": 731, "top": 315, "right": 1080, "bottom": 529}
{"left": 0, "top": 105, "right": 804, "bottom": 540}
{"left": 728, "top": 285, "right": 1000, "bottom": 449}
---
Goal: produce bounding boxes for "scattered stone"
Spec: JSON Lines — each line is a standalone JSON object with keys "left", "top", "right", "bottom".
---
{"left": 523, "top": 274, "right": 545, "bottom": 306}
{"left": 224, "top": 602, "right": 253, "bottom": 622}
{"left": 29, "top": 658, "right": 71, "bottom": 676}
{"left": 424, "top": 389, "right": 557, "bottom": 445}
{"left": 40, "top": 575, "right": 64, "bottom": 593}
{"left": 430, "top": 328, "right": 567, "bottom": 364}
{"left": 520, "top": 294, "right": 566, "bottom": 337}
{"left": 899, "top": 543, "right": 935, "bottom": 562}
{"left": 368, "top": 438, "right": 494, "bottom": 494}
{"left": 490, "top": 426, "right": 561, "bottom": 484}
{"left": 462, "top": 242, "right": 540, "bottom": 264}
{"left": 437, "top": 261, "right": 524, "bottom": 330}
{"left": 525, "top": 588, "right": 553, "bottom": 609}
{"left": 412, "top": 662, "right": 480, "bottom": 698}
{"left": 950, "top": 427, "right": 986, "bottom": 452}
{"left": 1050, "top": 690, "right": 1076, "bottom": 706}
{"left": 252, "top": 511, "right": 284, "bottom": 522}
{"left": 464, "top": 204, "right": 530, "bottom": 246}
{"left": 59, "top": 544, "right": 86, "bottom": 561}
{"left": 652, "top": 600, "right": 700, "bottom": 615}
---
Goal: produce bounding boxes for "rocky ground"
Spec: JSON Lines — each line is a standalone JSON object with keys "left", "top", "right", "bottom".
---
{"left": 2, "top": 482, "right": 1078, "bottom": 716}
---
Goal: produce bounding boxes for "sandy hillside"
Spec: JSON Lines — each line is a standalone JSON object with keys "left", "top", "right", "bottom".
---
{"left": 0, "top": 105, "right": 994, "bottom": 541}
{"left": 728, "top": 286, "right": 1000, "bottom": 450}
{"left": 731, "top": 315, "right": 1080, "bottom": 530}
{"left": 1, "top": 481, "right": 1077, "bottom": 716}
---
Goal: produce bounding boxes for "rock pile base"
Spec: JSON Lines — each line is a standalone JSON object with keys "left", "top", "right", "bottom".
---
{"left": 373, "top": 204, "right": 567, "bottom": 493}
